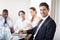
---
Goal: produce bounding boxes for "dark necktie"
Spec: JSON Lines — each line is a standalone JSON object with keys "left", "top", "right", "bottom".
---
{"left": 4, "top": 18, "right": 7, "bottom": 24}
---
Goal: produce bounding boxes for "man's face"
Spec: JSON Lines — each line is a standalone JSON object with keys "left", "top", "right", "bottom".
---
{"left": 19, "top": 12, "right": 25, "bottom": 19}
{"left": 2, "top": 12, "right": 8, "bottom": 18}
{"left": 29, "top": 9, "right": 36, "bottom": 17}
{"left": 40, "top": 6, "right": 49, "bottom": 17}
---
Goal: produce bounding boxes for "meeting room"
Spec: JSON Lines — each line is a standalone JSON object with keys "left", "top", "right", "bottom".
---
{"left": 0, "top": 0, "right": 60, "bottom": 40}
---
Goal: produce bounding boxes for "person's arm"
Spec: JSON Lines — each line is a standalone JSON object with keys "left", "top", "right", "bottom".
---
{"left": 14, "top": 21, "right": 19, "bottom": 33}
{"left": 27, "top": 28, "right": 34, "bottom": 34}
{"left": 19, "top": 26, "right": 37, "bottom": 34}
{"left": 18, "top": 29, "right": 34, "bottom": 34}
{"left": 24, "top": 34, "right": 32, "bottom": 40}
{"left": 44, "top": 20, "right": 56, "bottom": 40}
{"left": 27, "top": 25, "right": 38, "bottom": 34}
{"left": 8, "top": 18, "right": 14, "bottom": 33}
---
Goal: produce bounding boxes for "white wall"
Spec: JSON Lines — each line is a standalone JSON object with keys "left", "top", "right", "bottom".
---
{"left": 54, "top": 0, "right": 60, "bottom": 40}
{"left": 0, "top": 0, "right": 30, "bottom": 24}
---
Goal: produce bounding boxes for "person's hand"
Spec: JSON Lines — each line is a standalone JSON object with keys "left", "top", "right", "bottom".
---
{"left": 18, "top": 30, "right": 27, "bottom": 34}
{"left": 24, "top": 34, "right": 32, "bottom": 40}
{"left": 24, "top": 36, "right": 30, "bottom": 40}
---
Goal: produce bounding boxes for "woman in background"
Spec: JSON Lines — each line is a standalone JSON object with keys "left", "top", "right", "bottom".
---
{"left": 24, "top": 7, "right": 42, "bottom": 40}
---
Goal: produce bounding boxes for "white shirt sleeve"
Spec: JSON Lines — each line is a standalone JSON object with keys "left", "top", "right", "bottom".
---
{"left": 14, "top": 21, "right": 19, "bottom": 33}
{"left": 0, "top": 16, "right": 4, "bottom": 27}
{"left": 7, "top": 17, "right": 13, "bottom": 28}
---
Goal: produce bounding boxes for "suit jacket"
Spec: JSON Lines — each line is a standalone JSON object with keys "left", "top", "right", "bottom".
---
{"left": 27, "top": 16, "right": 56, "bottom": 40}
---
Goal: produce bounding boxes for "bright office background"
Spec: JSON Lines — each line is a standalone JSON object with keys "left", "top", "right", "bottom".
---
{"left": 0, "top": 0, "right": 60, "bottom": 40}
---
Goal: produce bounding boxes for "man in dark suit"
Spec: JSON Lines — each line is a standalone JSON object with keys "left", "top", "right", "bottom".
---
{"left": 20, "top": 2, "right": 56, "bottom": 40}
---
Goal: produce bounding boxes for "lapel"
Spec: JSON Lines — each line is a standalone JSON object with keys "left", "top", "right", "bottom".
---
{"left": 40, "top": 16, "right": 51, "bottom": 29}
{"left": 33, "top": 19, "right": 43, "bottom": 33}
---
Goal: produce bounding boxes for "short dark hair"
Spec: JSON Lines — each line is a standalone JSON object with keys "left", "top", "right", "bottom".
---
{"left": 39, "top": 2, "right": 49, "bottom": 10}
{"left": 3, "top": 9, "right": 8, "bottom": 13}
{"left": 18, "top": 10, "right": 25, "bottom": 16}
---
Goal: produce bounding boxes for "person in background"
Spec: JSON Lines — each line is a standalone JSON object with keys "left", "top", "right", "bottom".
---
{"left": 14, "top": 10, "right": 31, "bottom": 33}
{"left": 24, "top": 7, "right": 42, "bottom": 40}
{"left": 28, "top": 7, "right": 41, "bottom": 28}
{"left": 0, "top": 9, "right": 14, "bottom": 33}
{"left": 14, "top": 10, "right": 33, "bottom": 40}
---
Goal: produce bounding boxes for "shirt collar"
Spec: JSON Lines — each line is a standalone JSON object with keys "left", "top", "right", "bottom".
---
{"left": 42, "top": 15, "right": 49, "bottom": 21}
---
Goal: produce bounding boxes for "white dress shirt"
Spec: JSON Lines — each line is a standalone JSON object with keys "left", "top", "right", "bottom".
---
{"left": 32, "top": 18, "right": 40, "bottom": 28}
{"left": 0, "top": 16, "right": 13, "bottom": 28}
{"left": 42, "top": 15, "right": 49, "bottom": 21}
{"left": 28, "top": 17, "right": 40, "bottom": 28}
{"left": 14, "top": 19, "right": 29, "bottom": 33}
{"left": 0, "top": 27, "right": 12, "bottom": 40}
